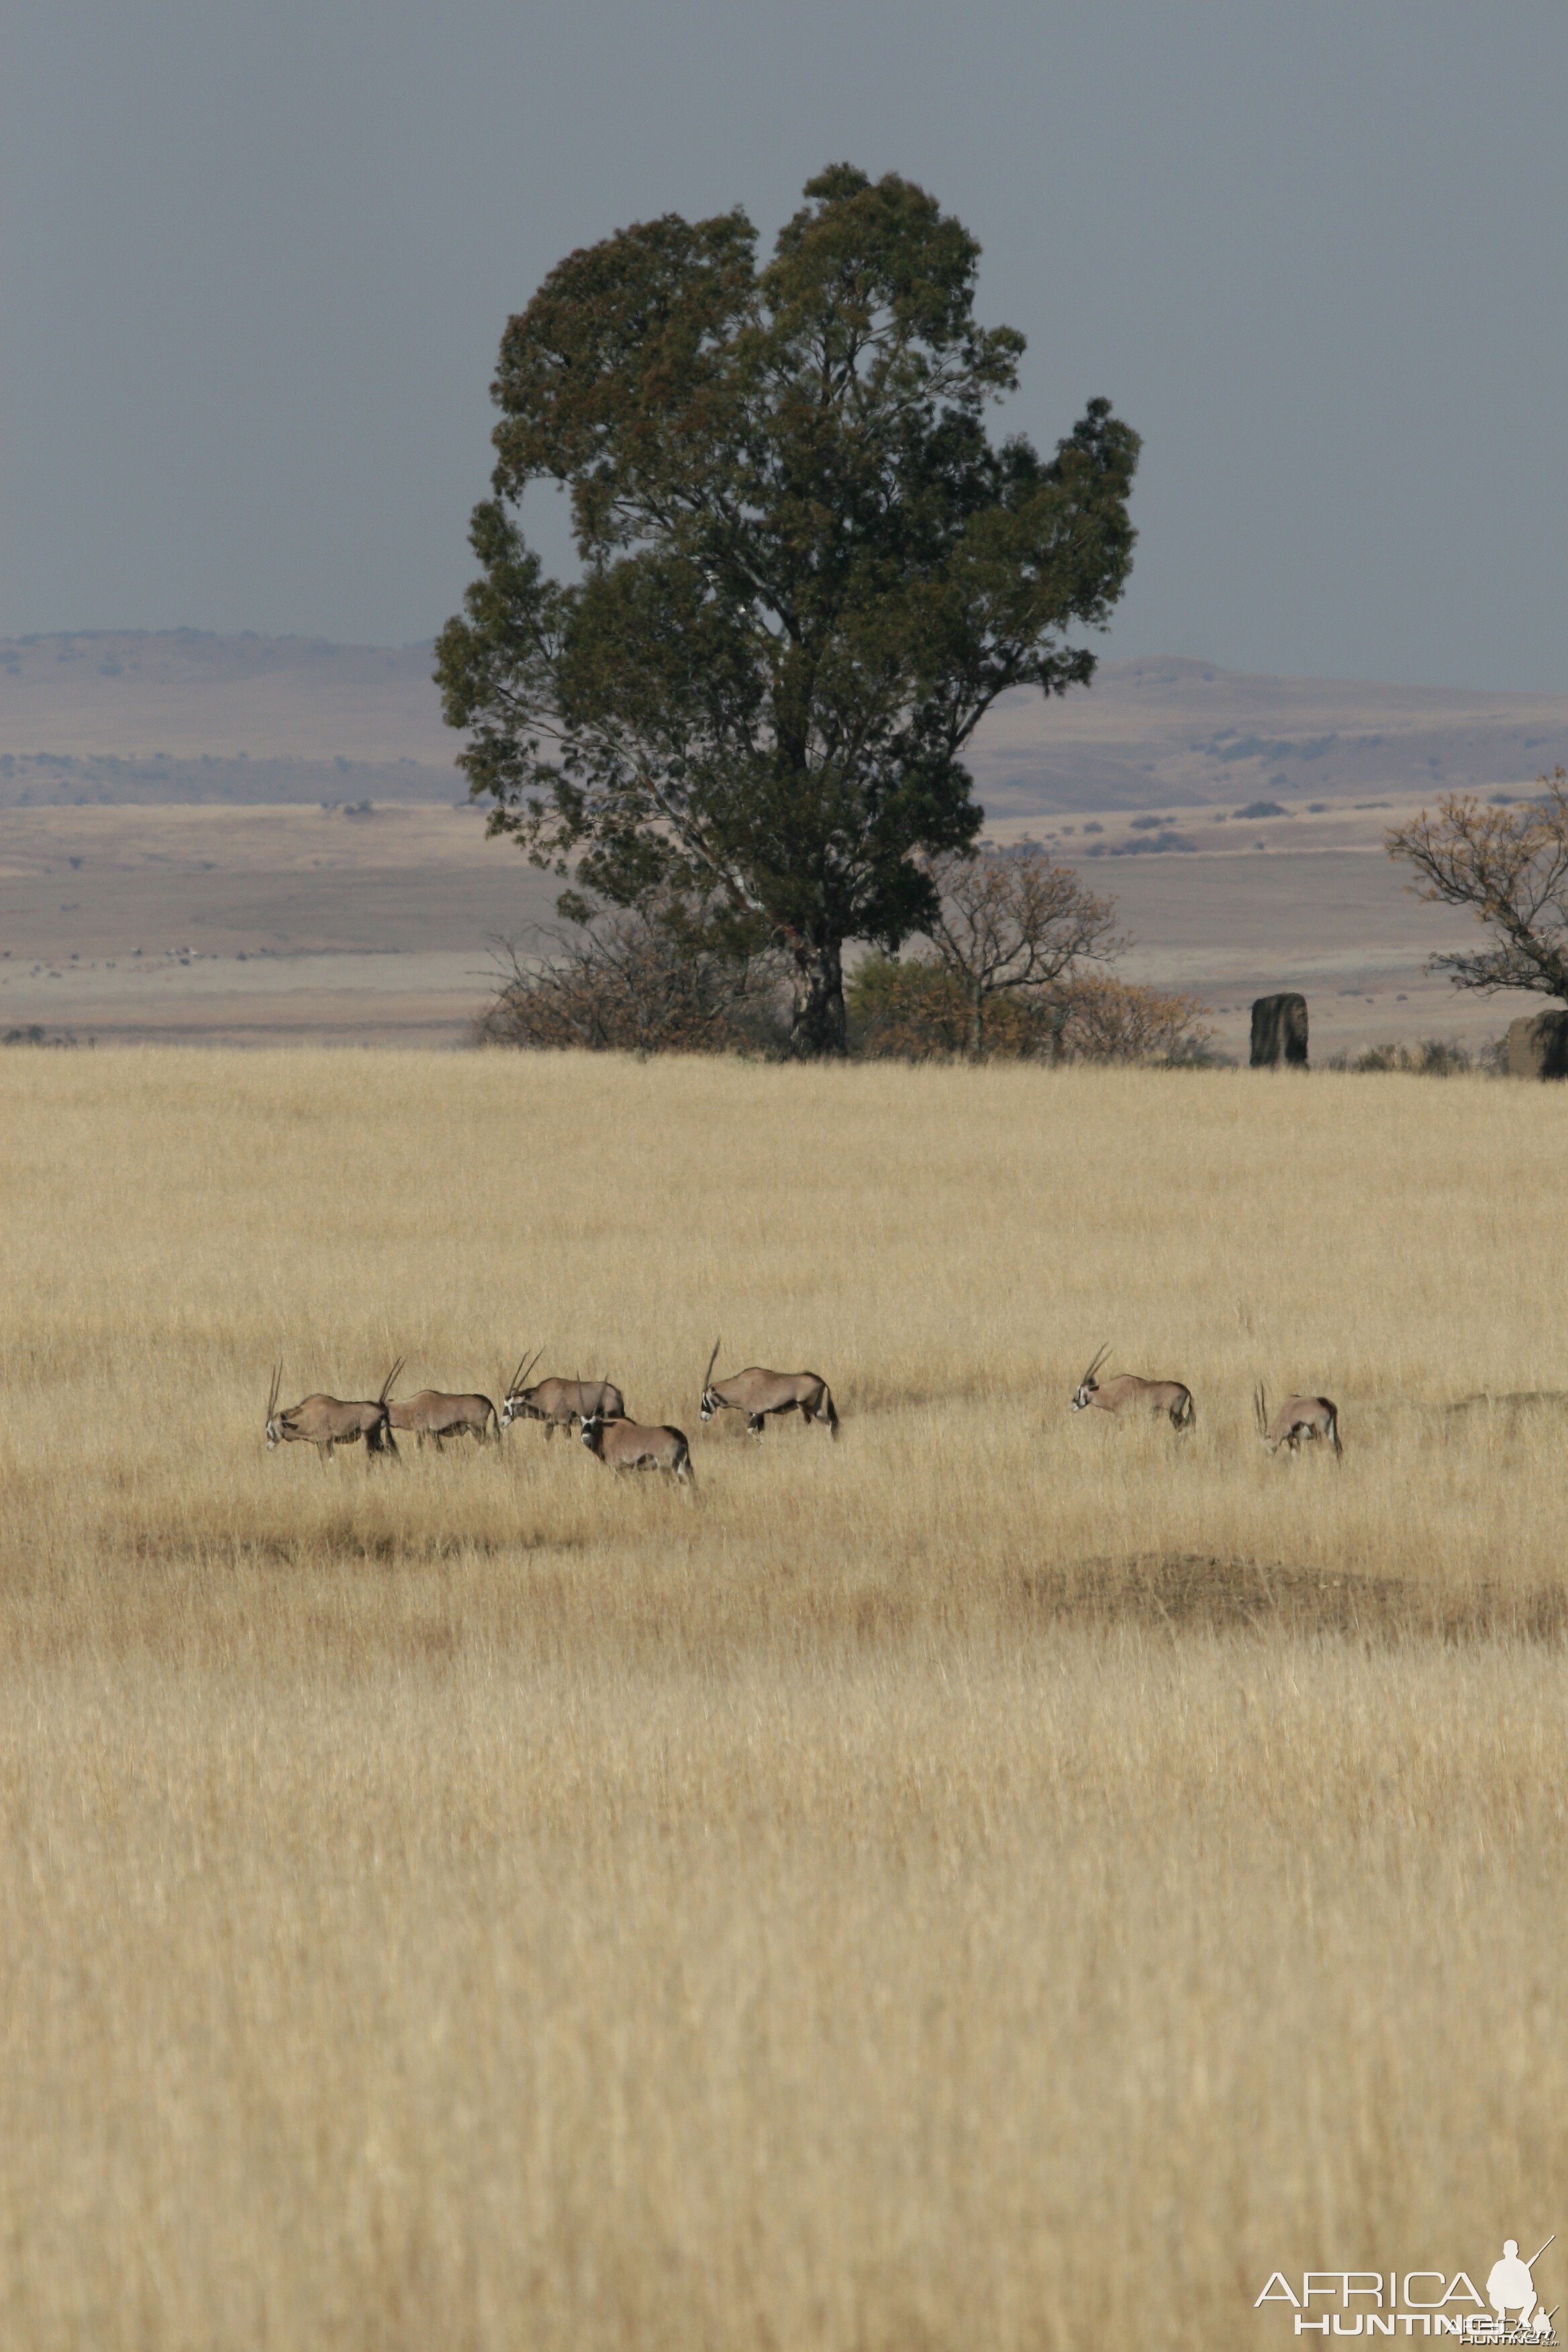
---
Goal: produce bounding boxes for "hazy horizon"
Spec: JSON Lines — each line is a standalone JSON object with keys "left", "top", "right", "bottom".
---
{"left": 5, "top": 625, "right": 1568, "bottom": 704}
{"left": 3, "top": 2, "right": 1565, "bottom": 692}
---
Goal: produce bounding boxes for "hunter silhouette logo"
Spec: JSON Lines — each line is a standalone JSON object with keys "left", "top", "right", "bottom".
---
{"left": 1255, "top": 2233, "right": 1557, "bottom": 2341}
{"left": 1488, "top": 2240, "right": 1555, "bottom": 2337}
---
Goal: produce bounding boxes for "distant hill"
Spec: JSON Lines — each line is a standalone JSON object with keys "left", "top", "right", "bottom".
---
{"left": 968, "top": 656, "right": 1568, "bottom": 817}
{"left": 0, "top": 631, "right": 458, "bottom": 807}
{"left": 3, "top": 630, "right": 1565, "bottom": 814}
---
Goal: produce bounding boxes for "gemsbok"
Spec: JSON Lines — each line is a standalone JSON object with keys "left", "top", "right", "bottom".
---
{"left": 499, "top": 1352, "right": 628, "bottom": 1438}
{"left": 699, "top": 1340, "right": 839, "bottom": 1440}
{"left": 1254, "top": 1383, "right": 1342, "bottom": 1460}
{"left": 1070, "top": 1346, "right": 1195, "bottom": 1432}
{"left": 578, "top": 1395, "right": 695, "bottom": 1488}
{"left": 388, "top": 1381, "right": 499, "bottom": 1449}
{"left": 265, "top": 1361, "right": 401, "bottom": 1463}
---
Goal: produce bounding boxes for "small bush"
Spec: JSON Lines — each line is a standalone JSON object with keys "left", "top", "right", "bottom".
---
{"left": 1324, "top": 1038, "right": 1496, "bottom": 1077}
{"left": 479, "top": 897, "right": 786, "bottom": 1056}
{"left": 848, "top": 956, "right": 1216, "bottom": 1067}
{"left": 3, "top": 1026, "right": 85, "bottom": 1049}
{"left": 1056, "top": 975, "right": 1217, "bottom": 1066}
{"left": 849, "top": 959, "right": 1039, "bottom": 1060}
{"left": 1102, "top": 832, "right": 1195, "bottom": 857}
{"left": 846, "top": 957, "right": 959, "bottom": 1059}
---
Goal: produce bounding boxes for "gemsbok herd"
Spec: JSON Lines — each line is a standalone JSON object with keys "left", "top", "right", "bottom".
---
{"left": 264, "top": 1341, "right": 1343, "bottom": 1485}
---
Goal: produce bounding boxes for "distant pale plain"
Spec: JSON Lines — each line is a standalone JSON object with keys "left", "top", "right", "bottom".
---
{"left": 3, "top": 633, "right": 1563, "bottom": 1055}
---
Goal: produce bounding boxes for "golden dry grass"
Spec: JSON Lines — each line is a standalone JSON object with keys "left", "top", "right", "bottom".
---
{"left": 1, "top": 1048, "right": 1565, "bottom": 2349}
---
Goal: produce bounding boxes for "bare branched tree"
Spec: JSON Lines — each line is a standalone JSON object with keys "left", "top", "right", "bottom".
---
{"left": 1387, "top": 770, "right": 1568, "bottom": 1004}
{"left": 479, "top": 893, "right": 784, "bottom": 1054}
{"left": 920, "top": 847, "right": 1122, "bottom": 1057}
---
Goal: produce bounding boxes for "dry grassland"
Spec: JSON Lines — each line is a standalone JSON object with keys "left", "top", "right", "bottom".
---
{"left": 1, "top": 1049, "right": 1565, "bottom": 2349}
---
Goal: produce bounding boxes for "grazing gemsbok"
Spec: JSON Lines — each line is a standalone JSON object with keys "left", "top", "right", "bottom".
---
{"left": 388, "top": 1379, "right": 499, "bottom": 1449}
{"left": 578, "top": 1393, "right": 695, "bottom": 1488}
{"left": 1254, "top": 1383, "right": 1342, "bottom": 1460}
{"left": 1070, "top": 1346, "right": 1195, "bottom": 1432}
{"left": 265, "top": 1360, "right": 401, "bottom": 1463}
{"left": 499, "top": 1351, "right": 628, "bottom": 1438}
{"left": 699, "top": 1340, "right": 839, "bottom": 1440}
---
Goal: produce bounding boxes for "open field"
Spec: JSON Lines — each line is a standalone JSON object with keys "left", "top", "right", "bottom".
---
{"left": 0, "top": 797, "right": 1549, "bottom": 1055}
{"left": 1, "top": 1051, "right": 1565, "bottom": 2349}
{"left": 5, "top": 631, "right": 1560, "bottom": 1053}
{"left": 0, "top": 803, "right": 555, "bottom": 1047}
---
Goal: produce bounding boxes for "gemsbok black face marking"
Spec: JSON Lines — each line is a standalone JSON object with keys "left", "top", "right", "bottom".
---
{"left": 1255, "top": 1383, "right": 1342, "bottom": 1460}
{"left": 699, "top": 1338, "right": 839, "bottom": 1440}
{"left": 264, "top": 1359, "right": 401, "bottom": 1464}
{"left": 499, "top": 1350, "right": 628, "bottom": 1438}
{"left": 1069, "top": 1346, "right": 1194, "bottom": 1432}
{"left": 1069, "top": 1344, "right": 1112, "bottom": 1414}
{"left": 578, "top": 1391, "right": 695, "bottom": 1489}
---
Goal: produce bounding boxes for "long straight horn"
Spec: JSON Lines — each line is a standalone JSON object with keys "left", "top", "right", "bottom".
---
{"left": 267, "top": 1362, "right": 282, "bottom": 1420}
{"left": 518, "top": 1346, "right": 544, "bottom": 1391}
{"left": 1254, "top": 1382, "right": 1267, "bottom": 1435}
{"left": 379, "top": 1357, "right": 404, "bottom": 1406}
{"left": 1081, "top": 1344, "right": 1110, "bottom": 1385}
{"left": 506, "top": 1353, "right": 530, "bottom": 1397}
{"left": 703, "top": 1337, "right": 721, "bottom": 1390}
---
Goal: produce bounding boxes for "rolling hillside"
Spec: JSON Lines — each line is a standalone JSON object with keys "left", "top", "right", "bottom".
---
{"left": 3, "top": 630, "right": 1565, "bottom": 813}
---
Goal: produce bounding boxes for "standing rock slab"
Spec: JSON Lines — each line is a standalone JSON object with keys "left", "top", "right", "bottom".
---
{"left": 1506, "top": 1011, "right": 1568, "bottom": 1079}
{"left": 1251, "top": 993, "right": 1309, "bottom": 1068}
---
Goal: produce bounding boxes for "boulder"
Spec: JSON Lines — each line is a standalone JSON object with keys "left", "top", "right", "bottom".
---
{"left": 1506, "top": 1010, "right": 1568, "bottom": 1079}
{"left": 1250, "top": 993, "right": 1309, "bottom": 1068}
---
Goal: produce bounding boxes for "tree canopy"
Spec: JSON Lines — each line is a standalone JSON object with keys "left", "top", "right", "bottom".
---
{"left": 436, "top": 164, "right": 1140, "bottom": 1055}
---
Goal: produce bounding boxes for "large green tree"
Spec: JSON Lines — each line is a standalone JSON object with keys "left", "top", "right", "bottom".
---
{"left": 436, "top": 164, "right": 1139, "bottom": 1055}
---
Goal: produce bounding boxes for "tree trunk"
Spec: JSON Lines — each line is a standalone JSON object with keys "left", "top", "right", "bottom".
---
{"left": 969, "top": 978, "right": 985, "bottom": 1061}
{"left": 789, "top": 938, "right": 847, "bottom": 1058}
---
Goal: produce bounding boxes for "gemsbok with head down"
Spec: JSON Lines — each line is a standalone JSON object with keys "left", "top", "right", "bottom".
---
{"left": 699, "top": 1340, "right": 839, "bottom": 1440}
{"left": 1254, "top": 1383, "right": 1342, "bottom": 1460}
{"left": 1070, "top": 1346, "right": 1195, "bottom": 1432}
{"left": 265, "top": 1360, "right": 401, "bottom": 1463}
{"left": 499, "top": 1352, "right": 628, "bottom": 1439}
{"left": 578, "top": 1393, "right": 695, "bottom": 1489}
{"left": 388, "top": 1379, "right": 499, "bottom": 1449}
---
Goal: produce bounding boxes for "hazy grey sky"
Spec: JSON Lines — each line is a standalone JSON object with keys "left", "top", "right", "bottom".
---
{"left": 3, "top": 1, "right": 1564, "bottom": 688}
